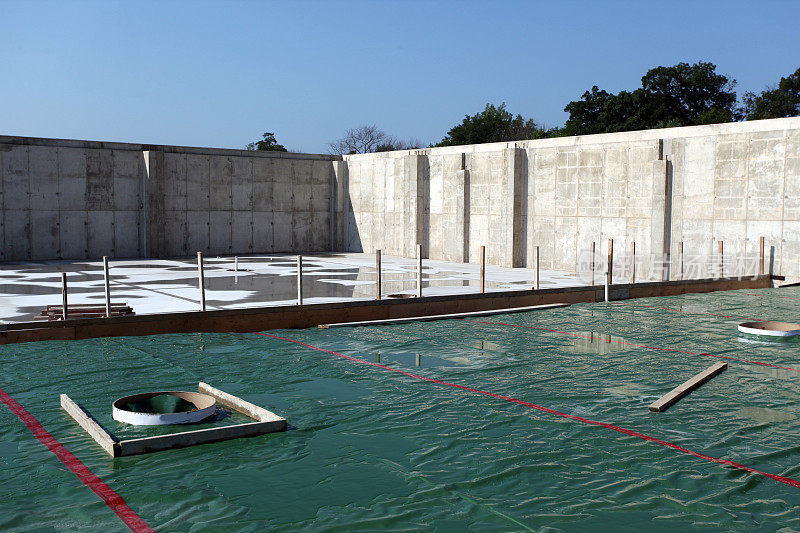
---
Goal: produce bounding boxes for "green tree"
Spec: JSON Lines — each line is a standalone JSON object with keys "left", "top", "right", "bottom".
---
{"left": 436, "top": 103, "right": 547, "bottom": 146}
{"left": 246, "top": 132, "right": 287, "bottom": 152}
{"left": 742, "top": 67, "right": 800, "bottom": 120}
{"left": 563, "top": 62, "right": 738, "bottom": 135}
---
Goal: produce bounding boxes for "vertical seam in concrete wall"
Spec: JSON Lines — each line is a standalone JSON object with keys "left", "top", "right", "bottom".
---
{"left": 329, "top": 161, "right": 335, "bottom": 252}
{"left": 55, "top": 147, "right": 62, "bottom": 259}
{"left": 140, "top": 151, "right": 148, "bottom": 257}
{"left": 26, "top": 145, "right": 32, "bottom": 260}
{"left": 743, "top": 137, "right": 751, "bottom": 264}
{"left": 780, "top": 130, "right": 789, "bottom": 276}
{"left": 111, "top": 150, "right": 117, "bottom": 257}
{"left": 0, "top": 147, "right": 4, "bottom": 261}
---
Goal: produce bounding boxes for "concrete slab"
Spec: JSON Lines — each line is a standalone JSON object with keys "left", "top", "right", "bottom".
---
{"left": 0, "top": 252, "right": 586, "bottom": 323}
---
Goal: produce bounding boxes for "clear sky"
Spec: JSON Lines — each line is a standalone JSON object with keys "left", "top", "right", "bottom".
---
{"left": 1, "top": 0, "right": 798, "bottom": 153}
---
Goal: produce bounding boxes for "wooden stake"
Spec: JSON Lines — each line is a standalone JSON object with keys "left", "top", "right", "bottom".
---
{"left": 376, "top": 249, "right": 382, "bottom": 300}
{"left": 680, "top": 241, "right": 684, "bottom": 280}
{"left": 103, "top": 256, "right": 111, "bottom": 318}
{"left": 607, "top": 238, "right": 614, "bottom": 286}
{"left": 416, "top": 244, "right": 423, "bottom": 297}
{"left": 480, "top": 245, "right": 486, "bottom": 293}
{"left": 759, "top": 236, "right": 765, "bottom": 276}
{"left": 197, "top": 252, "right": 206, "bottom": 311}
{"left": 534, "top": 246, "right": 540, "bottom": 290}
{"left": 718, "top": 240, "right": 724, "bottom": 278}
{"left": 591, "top": 241, "right": 595, "bottom": 285}
{"left": 648, "top": 362, "right": 728, "bottom": 412}
{"left": 297, "top": 255, "right": 303, "bottom": 305}
{"left": 61, "top": 273, "right": 68, "bottom": 320}
{"left": 630, "top": 241, "right": 636, "bottom": 284}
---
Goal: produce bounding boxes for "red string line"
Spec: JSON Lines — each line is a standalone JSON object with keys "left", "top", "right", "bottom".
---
{"left": 254, "top": 332, "right": 800, "bottom": 490}
{"left": 0, "top": 386, "right": 155, "bottom": 532}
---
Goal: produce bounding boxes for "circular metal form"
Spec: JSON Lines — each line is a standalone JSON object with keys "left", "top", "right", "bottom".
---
{"left": 112, "top": 391, "right": 217, "bottom": 426}
{"left": 738, "top": 321, "right": 800, "bottom": 338}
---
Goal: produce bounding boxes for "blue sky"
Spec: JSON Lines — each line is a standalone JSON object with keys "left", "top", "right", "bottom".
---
{"left": 1, "top": 0, "right": 798, "bottom": 153}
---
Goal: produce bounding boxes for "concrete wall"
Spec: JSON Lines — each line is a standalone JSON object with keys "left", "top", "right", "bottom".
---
{"left": 0, "top": 136, "right": 337, "bottom": 260}
{"left": 4, "top": 116, "right": 799, "bottom": 281}
{"left": 343, "top": 117, "right": 800, "bottom": 281}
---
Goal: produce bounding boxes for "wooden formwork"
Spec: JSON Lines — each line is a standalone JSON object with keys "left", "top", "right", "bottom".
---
{"left": 61, "top": 382, "right": 286, "bottom": 457}
{"left": 0, "top": 275, "right": 773, "bottom": 345}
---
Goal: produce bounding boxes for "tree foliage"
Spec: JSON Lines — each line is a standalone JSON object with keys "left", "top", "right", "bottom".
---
{"left": 328, "top": 125, "right": 390, "bottom": 154}
{"left": 245, "top": 132, "right": 287, "bottom": 152}
{"left": 328, "top": 125, "right": 423, "bottom": 154}
{"left": 436, "top": 103, "right": 547, "bottom": 146}
{"left": 742, "top": 67, "right": 800, "bottom": 120}
{"left": 562, "top": 62, "right": 738, "bottom": 136}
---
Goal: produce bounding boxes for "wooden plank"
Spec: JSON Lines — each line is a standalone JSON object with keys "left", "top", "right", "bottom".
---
{"left": 319, "top": 303, "right": 571, "bottom": 328}
{"left": 198, "top": 382, "right": 285, "bottom": 423}
{"left": 648, "top": 362, "right": 728, "bottom": 413}
{"left": 0, "top": 275, "right": 772, "bottom": 345}
{"left": 118, "top": 420, "right": 286, "bottom": 456}
{"left": 47, "top": 304, "right": 130, "bottom": 310}
{"left": 60, "top": 394, "right": 119, "bottom": 456}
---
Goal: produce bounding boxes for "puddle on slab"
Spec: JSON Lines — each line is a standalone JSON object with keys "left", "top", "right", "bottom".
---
{"left": 733, "top": 406, "right": 797, "bottom": 424}
{"left": 605, "top": 382, "right": 647, "bottom": 396}
{"left": 570, "top": 332, "right": 629, "bottom": 354}
{"left": 374, "top": 352, "right": 459, "bottom": 368}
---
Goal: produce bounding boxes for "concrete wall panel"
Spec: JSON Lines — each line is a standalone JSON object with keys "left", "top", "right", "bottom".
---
{"left": 60, "top": 211, "right": 87, "bottom": 259}
{"left": 186, "top": 211, "right": 210, "bottom": 254}
{"left": 115, "top": 210, "right": 140, "bottom": 258}
{"left": 209, "top": 210, "right": 232, "bottom": 255}
{"left": 253, "top": 213, "right": 274, "bottom": 253}
{"left": 87, "top": 210, "right": 115, "bottom": 258}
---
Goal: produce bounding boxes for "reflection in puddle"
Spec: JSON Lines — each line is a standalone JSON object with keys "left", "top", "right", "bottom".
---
{"left": 374, "top": 352, "right": 458, "bottom": 368}
{"left": 571, "top": 332, "right": 628, "bottom": 354}
{"left": 606, "top": 383, "right": 646, "bottom": 396}
{"left": 733, "top": 406, "right": 797, "bottom": 424}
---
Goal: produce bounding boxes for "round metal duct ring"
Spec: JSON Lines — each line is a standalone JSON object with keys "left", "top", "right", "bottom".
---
{"left": 112, "top": 391, "right": 217, "bottom": 426}
{"left": 738, "top": 321, "right": 800, "bottom": 338}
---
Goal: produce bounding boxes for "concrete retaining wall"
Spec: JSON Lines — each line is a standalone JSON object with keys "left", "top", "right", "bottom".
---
{"left": 343, "top": 117, "right": 800, "bottom": 282}
{"left": 3, "top": 117, "right": 799, "bottom": 279}
{"left": 0, "top": 136, "right": 338, "bottom": 260}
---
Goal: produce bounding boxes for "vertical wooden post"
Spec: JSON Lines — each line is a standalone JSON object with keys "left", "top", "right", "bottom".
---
{"left": 479, "top": 245, "right": 486, "bottom": 293}
{"left": 604, "top": 269, "right": 610, "bottom": 302}
{"left": 102, "top": 256, "right": 111, "bottom": 318}
{"left": 679, "top": 241, "right": 684, "bottom": 280}
{"left": 234, "top": 256, "right": 238, "bottom": 272}
{"left": 375, "top": 249, "right": 382, "bottom": 300}
{"left": 197, "top": 251, "right": 206, "bottom": 311}
{"left": 297, "top": 255, "right": 303, "bottom": 305}
{"left": 61, "top": 273, "right": 68, "bottom": 320}
{"left": 591, "top": 241, "right": 596, "bottom": 285}
{"left": 534, "top": 246, "right": 540, "bottom": 290}
{"left": 416, "top": 244, "right": 422, "bottom": 298}
{"left": 630, "top": 242, "right": 636, "bottom": 284}
{"left": 769, "top": 245, "right": 775, "bottom": 277}
{"left": 718, "top": 240, "right": 724, "bottom": 278}
{"left": 607, "top": 239, "right": 614, "bottom": 286}
{"left": 759, "top": 236, "right": 765, "bottom": 276}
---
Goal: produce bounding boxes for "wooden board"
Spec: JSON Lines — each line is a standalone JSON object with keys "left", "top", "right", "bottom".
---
{"left": 319, "top": 303, "right": 571, "bottom": 328}
{"left": 648, "top": 362, "right": 728, "bottom": 412}
{"left": 198, "top": 382, "right": 285, "bottom": 423}
{"left": 118, "top": 420, "right": 285, "bottom": 456}
{"left": 60, "top": 394, "right": 119, "bottom": 456}
{"left": 62, "top": 383, "right": 287, "bottom": 457}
